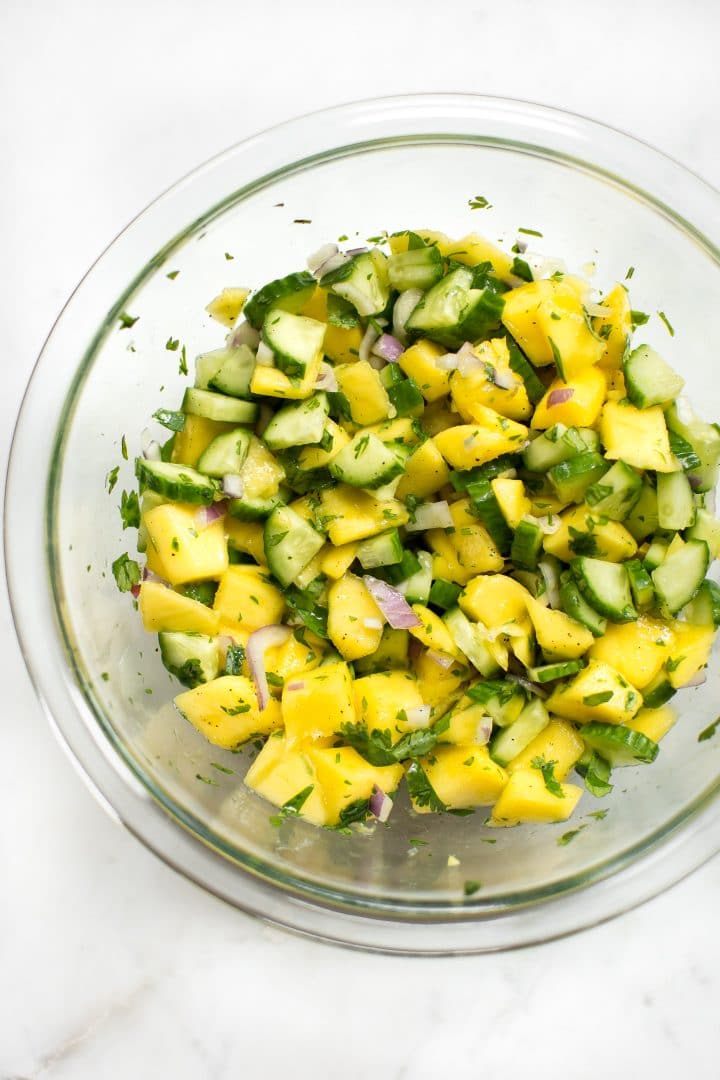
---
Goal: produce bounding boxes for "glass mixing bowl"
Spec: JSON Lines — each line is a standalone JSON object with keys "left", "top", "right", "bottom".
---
{"left": 7, "top": 94, "right": 720, "bottom": 954}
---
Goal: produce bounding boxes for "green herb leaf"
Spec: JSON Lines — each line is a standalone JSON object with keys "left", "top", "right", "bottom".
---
{"left": 406, "top": 760, "right": 447, "bottom": 812}
{"left": 517, "top": 227, "right": 543, "bottom": 237}
{"left": 282, "top": 785, "right": 314, "bottom": 815}
{"left": 112, "top": 553, "right": 141, "bottom": 593}
{"left": 531, "top": 755, "right": 564, "bottom": 798}
{"left": 166, "top": 270, "right": 180, "bottom": 280}
{"left": 511, "top": 256, "right": 533, "bottom": 282}
{"left": 337, "top": 798, "right": 372, "bottom": 827}
{"left": 576, "top": 751, "right": 613, "bottom": 798}
{"left": 179, "top": 345, "right": 188, "bottom": 376}
{"left": 119, "top": 490, "right": 140, "bottom": 529}
{"left": 118, "top": 311, "right": 138, "bottom": 329}
{"left": 582, "top": 691, "right": 613, "bottom": 706}
{"left": 630, "top": 309, "right": 650, "bottom": 328}
{"left": 657, "top": 310, "right": 675, "bottom": 337}
{"left": 463, "top": 880, "right": 482, "bottom": 896}
{"left": 165, "top": 337, "right": 179, "bottom": 351}
{"left": 698, "top": 718, "right": 720, "bottom": 743}
{"left": 557, "top": 826, "right": 586, "bottom": 846}
{"left": 106, "top": 466, "right": 120, "bottom": 494}
{"left": 152, "top": 408, "right": 185, "bottom": 432}
{"left": 468, "top": 196, "right": 492, "bottom": 210}
{"left": 224, "top": 644, "right": 245, "bottom": 676}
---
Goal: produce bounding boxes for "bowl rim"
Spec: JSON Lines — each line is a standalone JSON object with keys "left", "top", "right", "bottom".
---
{"left": 6, "top": 92, "right": 720, "bottom": 954}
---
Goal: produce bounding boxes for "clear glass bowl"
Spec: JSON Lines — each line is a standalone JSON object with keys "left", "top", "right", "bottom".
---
{"left": 7, "top": 94, "right": 720, "bottom": 954}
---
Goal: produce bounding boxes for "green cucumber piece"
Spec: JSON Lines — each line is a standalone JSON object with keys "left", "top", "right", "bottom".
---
{"left": 197, "top": 430, "right": 252, "bottom": 478}
{"left": 548, "top": 451, "right": 608, "bottom": 504}
{"left": 320, "top": 250, "right": 390, "bottom": 317}
{"left": 511, "top": 519, "right": 543, "bottom": 571}
{"left": 466, "top": 477, "right": 513, "bottom": 555}
{"left": 625, "top": 559, "right": 655, "bottom": 611}
{"left": 135, "top": 459, "right": 217, "bottom": 504}
{"left": 207, "top": 344, "right": 256, "bottom": 398}
{"left": 642, "top": 536, "right": 670, "bottom": 572}
{"left": 506, "top": 336, "right": 546, "bottom": 405}
{"left": 624, "top": 345, "right": 684, "bottom": 408}
{"left": 490, "top": 699, "right": 550, "bottom": 766}
{"left": 642, "top": 671, "right": 677, "bottom": 709}
{"left": 526, "top": 659, "right": 585, "bottom": 683}
{"left": 580, "top": 722, "right": 659, "bottom": 767}
{"left": 523, "top": 424, "right": 585, "bottom": 472}
{"left": 159, "top": 632, "right": 220, "bottom": 688}
{"left": 356, "top": 529, "right": 404, "bottom": 570}
{"left": 262, "top": 310, "right": 325, "bottom": 380}
{"left": 429, "top": 578, "right": 463, "bottom": 611}
{"left": 571, "top": 557, "right": 637, "bottom": 622}
{"left": 681, "top": 579, "right": 720, "bottom": 628}
{"left": 405, "top": 266, "right": 504, "bottom": 350}
{"left": 182, "top": 388, "right": 258, "bottom": 424}
{"left": 244, "top": 270, "right": 316, "bottom": 329}
{"left": 651, "top": 538, "right": 709, "bottom": 614}
{"left": 559, "top": 576, "right": 608, "bottom": 637}
{"left": 668, "top": 430, "right": 702, "bottom": 472}
{"left": 227, "top": 489, "right": 287, "bottom": 522}
{"left": 396, "top": 550, "right": 433, "bottom": 605}
{"left": 448, "top": 454, "right": 519, "bottom": 491}
{"left": 665, "top": 400, "right": 720, "bottom": 494}
{"left": 387, "top": 245, "right": 444, "bottom": 291}
{"left": 443, "top": 607, "right": 500, "bottom": 677}
{"left": 585, "top": 460, "right": 642, "bottom": 520}
{"left": 466, "top": 679, "right": 526, "bottom": 727}
{"left": 264, "top": 505, "right": 325, "bottom": 587}
{"left": 685, "top": 509, "right": 720, "bottom": 553}
{"left": 330, "top": 432, "right": 405, "bottom": 489}
{"left": 262, "top": 394, "right": 329, "bottom": 450}
{"left": 624, "top": 481, "right": 659, "bottom": 541}
{"left": 656, "top": 471, "right": 695, "bottom": 531}
{"left": 180, "top": 581, "right": 218, "bottom": 606}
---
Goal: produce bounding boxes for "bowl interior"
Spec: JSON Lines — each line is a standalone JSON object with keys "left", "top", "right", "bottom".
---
{"left": 42, "top": 127, "right": 720, "bottom": 920}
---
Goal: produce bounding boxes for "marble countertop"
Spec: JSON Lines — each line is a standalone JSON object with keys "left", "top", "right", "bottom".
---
{"left": 2, "top": 2, "right": 720, "bottom": 1076}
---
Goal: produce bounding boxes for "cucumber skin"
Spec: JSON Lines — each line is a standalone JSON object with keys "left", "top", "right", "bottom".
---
{"left": 135, "top": 458, "right": 217, "bottom": 505}
{"left": 571, "top": 557, "right": 637, "bottom": 623}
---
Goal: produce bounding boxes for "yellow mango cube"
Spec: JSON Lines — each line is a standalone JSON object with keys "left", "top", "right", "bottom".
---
{"left": 205, "top": 287, "right": 249, "bottom": 327}
{"left": 320, "top": 485, "right": 408, "bottom": 545}
{"left": 241, "top": 436, "right": 286, "bottom": 501}
{"left": 225, "top": 519, "right": 267, "bottom": 565}
{"left": 415, "top": 745, "right": 508, "bottom": 811}
{"left": 297, "top": 419, "right": 350, "bottom": 470}
{"left": 213, "top": 565, "right": 285, "bottom": 633}
{"left": 491, "top": 478, "right": 533, "bottom": 528}
{"left": 427, "top": 499, "right": 504, "bottom": 585}
{"left": 507, "top": 719, "right": 585, "bottom": 780}
{"left": 543, "top": 505, "right": 637, "bottom": 563}
{"left": 265, "top": 635, "right": 322, "bottom": 688}
{"left": 250, "top": 361, "right": 319, "bottom": 400}
{"left": 525, "top": 595, "right": 594, "bottom": 660}
{"left": 395, "top": 439, "right": 450, "bottom": 500}
{"left": 460, "top": 573, "right": 531, "bottom": 629}
{"left": 327, "top": 573, "right": 386, "bottom": 661}
{"left": 433, "top": 407, "right": 528, "bottom": 469}
{"left": 172, "top": 415, "right": 234, "bottom": 469}
{"left": 438, "top": 696, "right": 493, "bottom": 746}
{"left": 601, "top": 402, "right": 676, "bottom": 473}
{"left": 666, "top": 621, "right": 716, "bottom": 688}
{"left": 546, "top": 660, "right": 642, "bottom": 724}
{"left": 531, "top": 366, "right": 607, "bottom": 430}
{"left": 408, "top": 604, "right": 460, "bottom": 657}
{"left": 139, "top": 580, "right": 220, "bottom": 635}
{"left": 422, "top": 399, "right": 458, "bottom": 435}
{"left": 500, "top": 280, "right": 558, "bottom": 365}
{"left": 404, "top": 230, "right": 517, "bottom": 284}
{"left": 298, "top": 285, "right": 364, "bottom": 364}
{"left": 414, "top": 648, "right": 469, "bottom": 717}
{"left": 588, "top": 615, "right": 675, "bottom": 689}
{"left": 335, "top": 360, "right": 393, "bottom": 424}
{"left": 450, "top": 339, "right": 532, "bottom": 422}
{"left": 309, "top": 746, "right": 404, "bottom": 825}
{"left": 399, "top": 339, "right": 451, "bottom": 402}
{"left": 592, "top": 283, "right": 632, "bottom": 371}
{"left": 175, "top": 675, "right": 281, "bottom": 749}
{"left": 282, "top": 660, "right": 356, "bottom": 744}
{"left": 491, "top": 769, "right": 583, "bottom": 825}
{"left": 538, "top": 286, "right": 604, "bottom": 378}
{"left": 627, "top": 705, "right": 677, "bottom": 743}
{"left": 353, "top": 671, "right": 424, "bottom": 736}
{"left": 143, "top": 503, "right": 228, "bottom": 586}
{"left": 244, "top": 733, "right": 327, "bottom": 825}
{"left": 318, "top": 541, "right": 358, "bottom": 580}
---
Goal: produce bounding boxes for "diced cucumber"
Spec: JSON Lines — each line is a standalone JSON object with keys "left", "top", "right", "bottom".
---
{"left": 668, "top": 430, "right": 701, "bottom": 472}
{"left": 320, "top": 250, "right": 390, "bottom": 317}
{"left": 548, "top": 452, "right": 607, "bottom": 503}
{"left": 506, "top": 336, "right": 546, "bottom": 405}
{"left": 466, "top": 679, "right": 526, "bottom": 727}
{"left": 576, "top": 428, "right": 601, "bottom": 453}
{"left": 448, "top": 454, "right": 519, "bottom": 491}
{"left": 180, "top": 581, "right": 218, "bottom": 606}
{"left": 195, "top": 347, "right": 231, "bottom": 389}
{"left": 625, "top": 559, "right": 655, "bottom": 611}
{"left": 159, "top": 632, "right": 220, "bottom": 688}
{"left": 262, "top": 394, "right": 329, "bottom": 450}
{"left": 387, "top": 245, "right": 444, "bottom": 291}
{"left": 559, "top": 576, "right": 608, "bottom": 637}
{"left": 262, "top": 310, "right": 325, "bottom": 380}
{"left": 443, "top": 607, "right": 500, "bottom": 676}
{"left": 383, "top": 548, "right": 421, "bottom": 585}
{"left": 244, "top": 270, "right": 316, "bottom": 329}
{"left": 585, "top": 460, "right": 642, "bottom": 520}
{"left": 651, "top": 538, "right": 709, "bottom": 614}
{"left": 656, "top": 471, "right": 695, "bottom": 531}
{"left": 135, "top": 458, "right": 217, "bottom": 504}
{"left": 182, "top": 388, "right": 258, "bottom": 424}
{"left": 685, "top": 508, "right": 720, "bottom": 553}
{"left": 624, "top": 345, "right": 684, "bottom": 408}
{"left": 666, "top": 400, "right": 720, "bottom": 493}
{"left": 354, "top": 627, "right": 409, "bottom": 674}
{"left": 387, "top": 377, "right": 425, "bottom": 418}
{"left": 571, "top": 557, "right": 637, "bottom": 622}
{"left": 523, "top": 424, "right": 584, "bottom": 472}
{"left": 580, "top": 722, "right": 659, "bottom": 767}
{"left": 264, "top": 505, "right": 325, "bottom": 587}
{"left": 526, "top": 659, "right": 585, "bottom": 683}
{"left": 356, "top": 529, "right": 404, "bottom": 570}
{"left": 428, "top": 578, "right": 463, "bottom": 611}
{"left": 396, "top": 550, "right": 433, "bottom": 605}
{"left": 405, "top": 266, "right": 504, "bottom": 350}
{"left": 642, "top": 536, "right": 669, "bottom": 572}
{"left": 326, "top": 293, "right": 359, "bottom": 328}
{"left": 330, "top": 432, "right": 405, "bottom": 489}
{"left": 624, "top": 481, "right": 659, "bottom": 541}
{"left": 642, "top": 671, "right": 677, "bottom": 709}
{"left": 208, "top": 344, "right": 256, "bottom": 398}
{"left": 466, "top": 477, "right": 513, "bottom": 555}
{"left": 227, "top": 489, "right": 286, "bottom": 522}
{"left": 490, "top": 699, "right": 550, "bottom": 766}
{"left": 197, "top": 430, "right": 252, "bottom": 478}
{"left": 681, "top": 579, "right": 720, "bottom": 628}
{"left": 511, "top": 518, "right": 543, "bottom": 571}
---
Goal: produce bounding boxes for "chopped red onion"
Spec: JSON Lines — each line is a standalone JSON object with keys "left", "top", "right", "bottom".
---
{"left": 130, "top": 583, "right": 141, "bottom": 599}
{"left": 256, "top": 341, "right": 275, "bottom": 367}
{"left": 405, "top": 500, "right": 453, "bottom": 532}
{"left": 538, "top": 558, "right": 561, "bottom": 609}
{"left": 195, "top": 502, "right": 226, "bottom": 529}
{"left": 404, "top": 704, "right": 432, "bottom": 730}
{"left": 507, "top": 673, "right": 548, "bottom": 699}
{"left": 315, "top": 362, "right": 338, "bottom": 392}
{"left": 345, "top": 246, "right": 369, "bottom": 257}
{"left": 369, "top": 785, "right": 393, "bottom": 824}
{"left": 475, "top": 716, "right": 493, "bottom": 746}
{"left": 372, "top": 334, "right": 404, "bottom": 363}
{"left": 364, "top": 576, "right": 422, "bottom": 630}
{"left": 359, "top": 323, "right": 380, "bottom": 364}
{"left": 285, "top": 680, "right": 306, "bottom": 692}
{"left": 683, "top": 670, "right": 707, "bottom": 689}
{"left": 547, "top": 387, "right": 575, "bottom": 408}
{"left": 426, "top": 648, "right": 455, "bottom": 670}
{"left": 307, "top": 243, "right": 339, "bottom": 275}
{"left": 227, "top": 321, "right": 260, "bottom": 349}
{"left": 222, "top": 475, "right": 244, "bottom": 499}
{"left": 363, "top": 617, "right": 383, "bottom": 630}
{"left": 392, "top": 288, "right": 424, "bottom": 341}
{"left": 142, "top": 567, "right": 167, "bottom": 585}
{"left": 247, "top": 625, "right": 292, "bottom": 710}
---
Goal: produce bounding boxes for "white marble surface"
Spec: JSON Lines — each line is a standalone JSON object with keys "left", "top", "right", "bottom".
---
{"left": 2, "top": 2, "right": 720, "bottom": 1076}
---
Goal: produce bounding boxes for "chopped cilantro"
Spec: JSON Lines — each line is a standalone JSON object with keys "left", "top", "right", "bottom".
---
{"left": 152, "top": 408, "right": 185, "bottom": 432}
{"left": 657, "top": 310, "right": 675, "bottom": 337}
{"left": 211, "top": 762, "right": 235, "bottom": 775}
{"left": 178, "top": 345, "right": 188, "bottom": 376}
{"left": 266, "top": 672, "right": 284, "bottom": 687}
{"left": 463, "top": 880, "right": 482, "bottom": 896}
{"left": 220, "top": 702, "right": 251, "bottom": 716}
{"left": 468, "top": 195, "right": 492, "bottom": 210}
{"left": 224, "top": 252, "right": 234, "bottom": 260}
{"left": 630, "top": 309, "right": 650, "bottom": 329}
{"left": 106, "top": 466, "right": 120, "bottom": 494}
{"left": 281, "top": 785, "right": 314, "bottom": 814}
{"left": 121, "top": 435, "right": 128, "bottom": 460}
{"left": 557, "top": 826, "right": 586, "bottom": 846}
{"left": 166, "top": 270, "right": 180, "bottom": 280}
{"left": 112, "top": 553, "right": 141, "bottom": 593}
{"left": 511, "top": 256, "right": 533, "bottom": 282}
{"left": 583, "top": 691, "right": 613, "bottom": 706}
{"left": 406, "top": 761, "right": 446, "bottom": 812}
{"left": 165, "top": 337, "right": 179, "bottom": 351}
{"left": 195, "top": 774, "right": 219, "bottom": 786}
{"left": 517, "top": 227, "right": 543, "bottom": 237}
{"left": 586, "top": 809, "right": 609, "bottom": 821}
{"left": 224, "top": 644, "right": 245, "bottom": 676}
{"left": 531, "top": 755, "right": 564, "bottom": 798}
{"left": 698, "top": 718, "right": 720, "bottom": 743}
{"left": 118, "top": 311, "right": 138, "bottom": 329}
{"left": 625, "top": 266, "right": 635, "bottom": 280}
{"left": 119, "top": 490, "right": 140, "bottom": 529}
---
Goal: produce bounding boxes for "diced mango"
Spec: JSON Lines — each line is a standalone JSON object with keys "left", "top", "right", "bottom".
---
{"left": 139, "top": 581, "right": 220, "bottom": 635}
{"left": 265, "top": 635, "right": 322, "bottom": 689}
{"left": 627, "top": 705, "right": 677, "bottom": 743}
{"left": 399, "top": 339, "right": 451, "bottom": 402}
{"left": 335, "top": 360, "right": 393, "bottom": 424}
{"left": 318, "top": 541, "right": 358, "bottom": 579}
{"left": 433, "top": 407, "right": 528, "bottom": 469}
{"left": 309, "top": 746, "right": 404, "bottom": 825}
{"left": 491, "top": 769, "right": 583, "bottom": 825}
{"left": 546, "top": 660, "right": 642, "bottom": 724}
{"left": 450, "top": 339, "right": 532, "bottom": 422}
{"left": 422, "top": 399, "right": 458, "bottom": 435}
{"left": 320, "top": 486, "right": 408, "bottom": 545}
{"left": 205, "top": 287, "right": 249, "bottom": 327}
{"left": 460, "top": 573, "right": 531, "bottom": 629}
{"left": 507, "top": 719, "right": 585, "bottom": 780}
{"left": 409, "top": 604, "right": 460, "bottom": 657}
{"left": 592, "top": 284, "right": 632, "bottom": 371}
{"left": 542, "top": 504, "right": 637, "bottom": 563}
{"left": 427, "top": 499, "right": 504, "bottom": 585}
{"left": 328, "top": 573, "right": 385, "bottom": 660}
{"left": 502, "top": 278, "right": 603, "bottom": 376}
{"left": 143, "top": 503, "right": 228, "bottom": 586}
{"left": 525, "top": 595, "right": 594, "bottom": 660}
{"left": 175, "top": 675, "right": 282, "bottom": 749}
{"left": 588, "top": 615, "right": 675, "bottom": 690}
{"left": 601, "top": 402, "right": 676, "bottom": 473}
{"left": 438, "top": 696, "right": 493, "bottom": 746}
{"left": 353, "top": 671, "right": 424, "bottom": 736}
{"left": 225, "top": 518, "right": 267, "bottom": 565}
{"left": 282, "top": 660, "right": 356, "bottom": 744}
{"left": 666, "top": 621, "right": 716, "bottom": 688}
{"left": 531, "top": 367, "right": 607, "bottom": 430}
{"left": 241, "top": 436, "right": 286, "bottom": 501}
{"left": 244, "top": 733, "right": 327, "bottom": 826}
{"left": 298, "top": 286, "right": 364, "bottom": 364}
{"left": 213, "top": 565, "right": 284, "bottom": 633}
{"left": 491, "top": 478, "right": 533, "bottom": 528}
{"left": 501, "top": 280, "right": 557, "bottom": 366}
{"left": 395, "top": 439, "right": 450, "bottom": 500}
{"left": 297, "top": 419, "right": 350, "bottom": 470}
{"left": 414, "top": 648, "right": 468, "bottom": 718}
{"left": 408, "top": 230, "right": 518, "bottom": 284}
{"left": 415, "top": 746, "right": 508, "bottom": 811}
{"left": 250, "top": 361, "right": 320, "bottom": 400}
{"left": 172, "top": 415, "right": 234, "bottom": 468}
